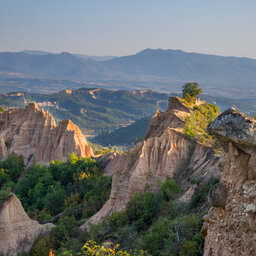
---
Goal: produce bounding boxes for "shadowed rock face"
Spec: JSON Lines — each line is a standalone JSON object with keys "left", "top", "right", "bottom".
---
{"left": 203, "top": 109, "right": 256, "bottom": 256}
{"left": 0, "top": 102, "right": 93, "bottom": 165}
{"left": 0, "top": 194, "right": 54, "bottom": 256}
{"left": 208, "top": 182, "right": 227, "bottom": 208}
{"left": 81, "top": 97, "right": 220, "bottom": 230}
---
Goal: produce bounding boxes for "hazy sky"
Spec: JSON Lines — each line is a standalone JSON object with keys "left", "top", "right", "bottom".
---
{"left": 1, "top": 0, "right": 256, "bottom": 58}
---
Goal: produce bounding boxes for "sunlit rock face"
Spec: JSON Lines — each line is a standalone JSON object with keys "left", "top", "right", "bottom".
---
{"left": 0, "top": 194, "right": 54, "bottom": 256}
{"left": 203, "top": 109, "right": 256, "bottom": 256}
{"left": 81, "top": 96, "right": 220, "bottom": 230}
{"left": 0, "top": 102, "right": 93, "bottom": 165}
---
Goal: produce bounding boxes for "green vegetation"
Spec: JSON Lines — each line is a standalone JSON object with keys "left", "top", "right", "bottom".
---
{"left": 92, "top": 116, "right": 151, "bottom": 146}
{"left": 81, "top": 240, "right": 147, "bottom": 256}
{"left": 0, "top": 189, "right": 10, "bottom": 203}
{"left": 0, "top": 153, "right": 112, "bottom": 256}
{"left": 0, "top": 89, "right": 169, "bottom": 132}
{"left": 0, "top": 153, "right": 24, "bottom": 189}
{"left": 0, "top": 153, "right": 219, "bottom": 256}
{"left": 88, "top": 143, "right": 125, "bottom": 155}
{"left": 190, "top": 178, "right": 219, "bottom": 209}
{"left": 182, "top": 82, "right": 202, "bottom": 99}
{"left": 13, "top": 153, "right": 112, "bottom": 219}
{"left": 184, "top": 103, "right": 219, "bottom": 144}
{"left": 86, "top": 178, "right": 205, "bottom": 256}
{"left": 0, "top": 106, "right": 5, "bottom": 113}
{"left": 180, "top": 83, "right": 220, "bottom": 145}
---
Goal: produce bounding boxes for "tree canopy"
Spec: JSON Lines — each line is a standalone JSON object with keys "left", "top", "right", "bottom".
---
{"left": 182, "top": 82, "right": 202, "bottom": 98}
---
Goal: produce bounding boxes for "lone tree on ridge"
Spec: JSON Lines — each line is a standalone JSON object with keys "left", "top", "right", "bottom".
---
{"left": 182, "top": 82, "right": 202, "bottom": 99}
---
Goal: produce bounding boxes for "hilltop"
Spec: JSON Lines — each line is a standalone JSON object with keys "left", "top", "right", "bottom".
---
{"left": 0, "top": 49, "right": 256, "bottom": 98}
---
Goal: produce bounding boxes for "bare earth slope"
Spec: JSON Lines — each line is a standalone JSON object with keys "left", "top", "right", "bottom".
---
{"left": 0, "top": 194, "right": 54, "bottom": 256}
{"left": 203, "top": 109, "right": 256, "bottom": 256}
{"left": 81, "top": 97, "right": 220, "bottom": 229}
{"left": 0, "top": 102, "right": 93, "bottom": 165}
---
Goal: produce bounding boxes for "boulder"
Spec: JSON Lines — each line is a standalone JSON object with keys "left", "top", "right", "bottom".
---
{"left": 208, "top": 182, "right": 227, "bottom": 208}
{"left": 203, "top": 109, "right": 256, "bottom": 256}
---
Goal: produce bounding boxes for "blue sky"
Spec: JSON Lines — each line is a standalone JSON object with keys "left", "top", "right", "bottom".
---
{"left": 0, "top": 0, "right": 256, "bottom": 58}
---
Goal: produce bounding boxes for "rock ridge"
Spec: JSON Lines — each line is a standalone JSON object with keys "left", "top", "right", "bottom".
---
{"left": 203, "top": 108, "right": 256, "bottom": 256}
{"left": 0, "top": 102, "right": 93, "bottom": 165}
{"left": 81, "top": 96, "right": 220, "bottom": 230}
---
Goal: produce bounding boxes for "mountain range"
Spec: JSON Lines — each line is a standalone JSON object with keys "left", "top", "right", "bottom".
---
{"left": 0, "top": 49, "right": 256, "bottom": 98}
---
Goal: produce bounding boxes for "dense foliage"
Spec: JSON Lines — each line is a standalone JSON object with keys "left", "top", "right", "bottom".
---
{"left": 86, "top": 178, "right": 205, "bottom": 256}
{"left": 13, "top": 153, "right": 112, "bottom": 220}
{"left": 0, "top": 153, "right": 25, "bottom": 202}
{"left": 0, "top": 154, "right": 112, "bottom": 256}
{"left": 0, "top": 152, "right": 218, "bottom": 256}
{"left": 182, "top": 83, "right": 202, "bottom": 99}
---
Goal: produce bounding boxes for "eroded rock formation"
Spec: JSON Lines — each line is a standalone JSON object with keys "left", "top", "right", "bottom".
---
{"left": 0, "top": 194, "right": 54, "bottom": 256}
{"left": 0, "top": 102, "right": 93, "bottom": 165}
{"left": 81, "top": 97, "right": 220, "bottom": 229}
{"left": 203, "top": 108, "right": 256, "bottom": 256}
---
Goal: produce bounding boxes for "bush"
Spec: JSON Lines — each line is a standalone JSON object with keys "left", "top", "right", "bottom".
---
{"left": 54, "top": 216, "right": 78, "bottom": 248}
{"left": 30, "top": 235, "right": 53, "bottom": 256}
{"left": 160, "top": 177, "right": 179, "bottom": 201}
{"left": 0, "top": 189, "right": 10, "bottom": 203}
{"left": 81, "top": 240, "right": 148, "bottom": 256}
{"left": 190, "top": 178, "right": 219, "bottom": 209}
{"left": 184, "top": 103, "right": 219, "bottom": 144}
{"left": 0, "top": 107, "right": 5, "bottom": 114}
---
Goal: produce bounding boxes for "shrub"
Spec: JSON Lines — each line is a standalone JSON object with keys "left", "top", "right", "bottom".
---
{"left": 160, "top": 178, "right": 179, "bottom": 201}
{"left": 81, "top": 240, "right": 147, "bottom": 256}
{"left": 0, "top": 189, "right": 10, "bottom": 203}
{"left": 190, "top": 178, "right": 219, "bottom": 209}
{"left": 0, "top": 107, "right": 5, "bottom": 114}
{"left": 54, "top": 216, "right": 78, "bottom": 248}
{"left": 184, "top": 103, "right": 219, "bottom": 144}
{"left": 30, "top": 235, "right": 53, "bottom": 256}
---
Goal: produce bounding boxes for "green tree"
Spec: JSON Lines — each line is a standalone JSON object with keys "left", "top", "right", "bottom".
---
{"left": 0, "top": 106, "right": 5, "bottom": 114}
{"left": 182, "top": 82, "right": 202, "bottom": 99}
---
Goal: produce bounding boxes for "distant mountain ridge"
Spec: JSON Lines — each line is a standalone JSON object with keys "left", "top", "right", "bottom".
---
{"left": 21, "top": 50, "right": 115, "bottom": 61}
{"left": 0, "top": 49, "right": 256, "bottom": 98}
{"left": 1, "top": 88, "right": 255, "bottom": 135}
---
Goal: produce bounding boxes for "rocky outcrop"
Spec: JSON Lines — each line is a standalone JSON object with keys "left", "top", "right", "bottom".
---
{"left": 203, "top": 108, "right": 256, "bottom": 256}
{"left": 0, "top": 102, "right": 93, "bottom": 165}
{"left": 81, "top": 97, "right": 220, "bottom": 229}
{"left": 0, "top": 194, "right": 54, "bottom": 256}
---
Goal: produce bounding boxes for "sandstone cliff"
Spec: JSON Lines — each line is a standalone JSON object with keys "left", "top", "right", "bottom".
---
{"left": 0, "top": 102, "right": 93, "bottom": 165}
{"left": 0, "top": 193, "right": 54, "bottom": 256}
{"left": 203, "top": 108, "right": 256, "bottom": 256}
{"left": 81, "top": 97, "right": 220, "bottom": 229}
